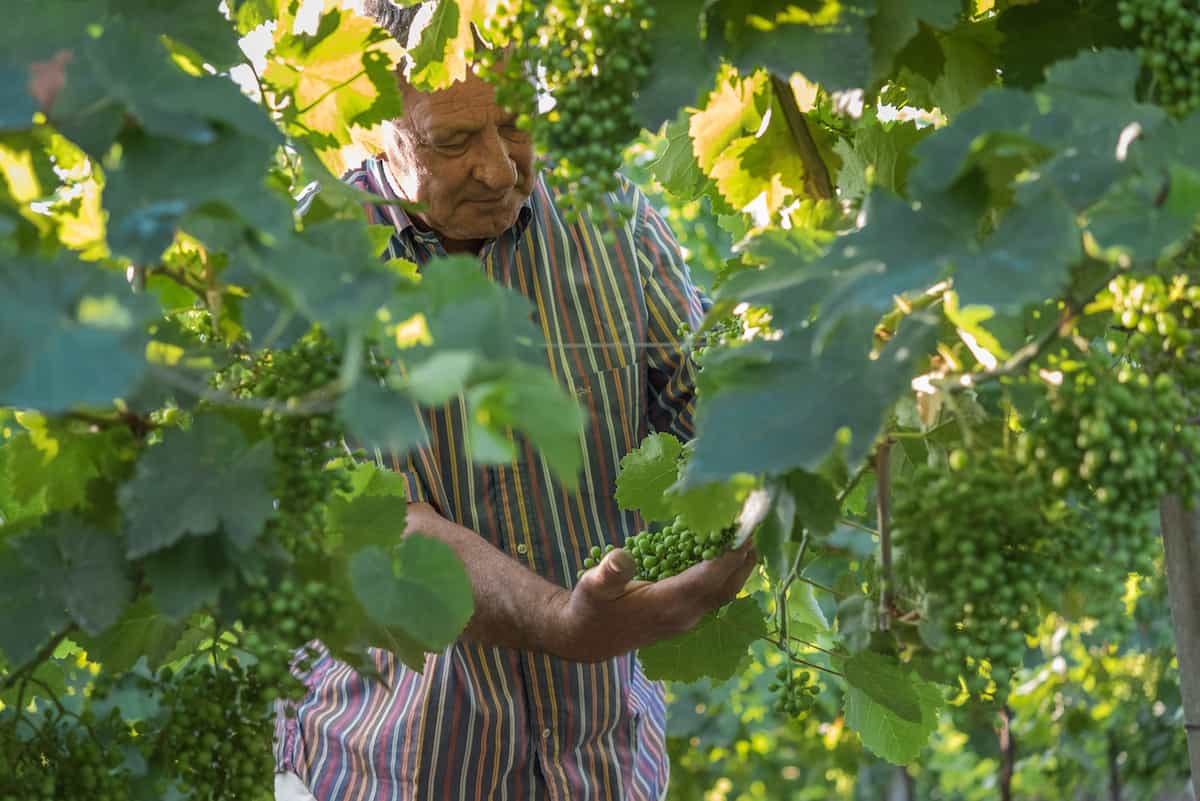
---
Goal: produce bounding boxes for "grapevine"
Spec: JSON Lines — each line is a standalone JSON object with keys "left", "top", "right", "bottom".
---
{"left": 893, "top": 450, "right": 1071, "bottom": 700}
{"left": 1118, "top": 0, "right": 1200, "bottom": 115}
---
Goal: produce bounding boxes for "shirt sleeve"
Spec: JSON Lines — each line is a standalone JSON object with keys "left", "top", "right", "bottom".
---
{"left": 631, "top": 190, "right": 710, "bottom": 443}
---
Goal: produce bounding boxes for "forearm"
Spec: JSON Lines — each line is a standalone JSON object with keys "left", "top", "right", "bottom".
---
{"left": 404, "top": 502, "right": 568, "bottom": 654}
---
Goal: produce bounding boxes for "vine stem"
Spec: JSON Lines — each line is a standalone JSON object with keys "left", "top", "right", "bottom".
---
{"left": 838, "top": 516, "right": 878, "bottom": 536}
{"left": 998, "top": 705, "right": 1015, "bottom": 801}
{"left": 786, "top": 635, "right": 837, "bottom": 657}
{"left": 794, "top": 575, "right": 844, "bottom": 599}
{"left": 759, "top": 636, "right": 844, "bottom": 678}
{"left": 876, "top": 440, "right": 894, "bottom": 632}
{"left": 0, "top": 628, "right": 74, "bottom": 691}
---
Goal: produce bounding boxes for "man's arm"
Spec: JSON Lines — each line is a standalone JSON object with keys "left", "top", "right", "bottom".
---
{"left": 406, "top": 502, "right": 756, "bottom": 662}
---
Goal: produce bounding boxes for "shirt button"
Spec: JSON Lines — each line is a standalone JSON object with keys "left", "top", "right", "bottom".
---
{"left": 516, "top": 544, "right": 528, "bottom": 555}
{"left": 541, "top": 728, "right": 552, "bottom": 739}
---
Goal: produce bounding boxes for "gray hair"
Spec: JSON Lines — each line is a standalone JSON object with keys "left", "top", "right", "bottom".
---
{"left": 361, "top": 0, "right": 427, "bottom": 48}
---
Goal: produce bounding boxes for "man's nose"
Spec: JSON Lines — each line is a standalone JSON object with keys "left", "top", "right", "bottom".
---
{"left": 471, "top": 128, "right": 518, "bottom": 192}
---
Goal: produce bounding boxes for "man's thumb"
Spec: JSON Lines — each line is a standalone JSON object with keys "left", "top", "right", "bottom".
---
{"left": 580, "top": 548, "right": 636, "bottom": 601}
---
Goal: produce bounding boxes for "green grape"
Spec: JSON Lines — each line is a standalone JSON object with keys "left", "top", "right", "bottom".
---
{"left": 619, "top": 516, "right": 734, "bottom": 582}
{"left": 770, "top": 665, "right": 819, "bottom": 719}
{"left": 211, "top": 328, "right": 354, "bottom": 556}
{"left": 893, "top": 450, "right": 1073, "bottom": 702}
{"left": 1118, "top": 0, "right": 1200, "bottom": 114}
{"left": 239, "top": 575, "right": 341, "bottom": 698}
{"left": 1024, "top": 355, "right": 1200, "bottom": 633}
{"left": 479, "top": 0, "right": 655, "bottom": 219}
{"left": 148, "top": 662, "right": 275, "bottom": 800}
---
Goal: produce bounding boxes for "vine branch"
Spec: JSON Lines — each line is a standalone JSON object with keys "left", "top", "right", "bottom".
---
{"left": 0, "top": 628, "right": 74, "bottom": 692}
{"left": 876, "top": 440, "right": 894, "bottom": 632}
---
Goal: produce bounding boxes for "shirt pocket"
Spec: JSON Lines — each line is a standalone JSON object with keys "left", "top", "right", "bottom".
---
{"left": 565, "top": 361, "right": 645, "bottom": 497}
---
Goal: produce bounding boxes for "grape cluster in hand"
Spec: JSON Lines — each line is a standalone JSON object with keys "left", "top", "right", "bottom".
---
{"left": 1119, "top": 0, "right": 1200, "bottom": 115}
{"left": 479, "top": 0, "right": 654, "bottom": 218}
{"left": 893, "top": 451, "right": 1066, "bottom": 700}
{"left": 622, "top": 517, "right": 734, "bottom": 581}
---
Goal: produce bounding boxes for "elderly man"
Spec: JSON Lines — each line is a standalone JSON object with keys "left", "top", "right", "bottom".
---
{"left": 274, "top": 5, "right": 757, "bottom": 800}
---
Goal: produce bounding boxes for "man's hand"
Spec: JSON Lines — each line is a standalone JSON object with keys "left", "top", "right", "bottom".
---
{"left": 545, "top": 541, "right": 757, "bottom": 663}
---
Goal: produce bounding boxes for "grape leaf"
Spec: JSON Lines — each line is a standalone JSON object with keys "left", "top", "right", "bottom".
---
{"left": 0, "top": 66, "right": 36, "bottom": 132}
{"left": 996, "top": 0, "right": 1134, "bottom": 90}
{"left": 952, "top": 186, "right": 1080, "bottom": 312}
{"left": 639, "top": 595, "right": 766, "bottom": 682}
{"left": 0, "top": 516, "right": 133, "bottom": 664}
{"left": 466, "top": 365, "right": 587, "bottom": 489}
{"left": 709, "top": 0, "right": 874, "bottom": 93}
{"left": 407, "top": 0, "right": 460, "bottom": 89}
{"left": 633, "top": 0, "right": 717, "bottom": 130}
{"left": 340, "top": 380, "right": 429, "bottom": 456}
{"left": 615, "top": 433, "right": 684, "bottom": 522}
{"left": 790, "top": 582, "right": 830, "bottom": 631}
{"left": 684, "top": 315, "right": 938, "bottom": 484}
{"left": 120, "top": 414, "right": 276, "bottom": 558}
{"left": 142, "top": 535, "right": 235, "bottom": 620}
{"left": 348, "top": 535, "right": 474, "bottom": 667}
{"left": 0, "top": 255, "right": 152, "bottom": 412}
{"left": 105, "top": 0, "right": 245, "bottom": 70}
{"left": 326, "top": 493, "right": 408, "bottom": 553}
{"left": 787, "top": 469, "right": 839, "bottom": 536}
{"left": 76, "top": 596, "right": 187, "bottom": 674}
{"left": 869, "top": 0, "right": 962, "bottom": 82}
{"left": 265, "top": 7, "right": 404, "bottom": 169}
{"left": 843, "top": 650, "right": 945, "bottom": 764}
{"left": 651, "top": 116, "right": 708, "bottom": 201}
{"left": 666, "top": 474, "right": 756, "bottom": 535}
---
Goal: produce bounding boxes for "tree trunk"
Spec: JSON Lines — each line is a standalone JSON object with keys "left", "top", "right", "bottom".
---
{"left": 1158, "top": 496, "right": 1200, "bottom": 788}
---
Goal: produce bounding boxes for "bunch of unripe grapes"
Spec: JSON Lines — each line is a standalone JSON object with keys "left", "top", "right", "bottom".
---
{"left": 678, "top": 315, "right": 744, "bottom": 364}
{"left": 1118, "top": 0, "right": 1200, "bottom": 115}
{"left": 0, "top": 711, "right": 131, "bottom": 801}
{"left": 769, "top": 664, "right": 819, "bottom": 719}
{"left": 149, "top": 662, "right": 274, "bottom": 801}
{"left": 622, "top": 516, "right": 734, "bottom": 581}
{"left": 239, "top": 575, "right": 341, "bottom": 697}
{"left": 1022, "top": 358, "right": 1200, "bottom": 619}
{"left": 1105, "top": 272, "right": 1200, "bottom": 386}
{"left": 213, "top": 330, "right": 352, "bottom": 554}
{"left": 478, "top": 0, "right": 654, "bottom": 219}
{"left": 894, "top": 452, "right": 1067, "bottom": 700}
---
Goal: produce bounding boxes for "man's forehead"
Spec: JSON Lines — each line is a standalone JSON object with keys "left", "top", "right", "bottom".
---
{"left": 405, "top": 78, "right": 507, "bottom": 131}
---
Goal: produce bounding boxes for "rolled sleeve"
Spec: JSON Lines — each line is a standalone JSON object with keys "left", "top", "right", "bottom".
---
{"left": 632, "top": 193, "right": 710, "bottom": 443}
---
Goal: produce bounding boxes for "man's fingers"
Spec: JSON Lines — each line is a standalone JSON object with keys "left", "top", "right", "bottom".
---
{"left": 577, "top": 548, "right": 636, "bottom": 602}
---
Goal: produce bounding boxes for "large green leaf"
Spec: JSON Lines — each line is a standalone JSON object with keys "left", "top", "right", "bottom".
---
{"left": 348, "top": 535, "right": 474, "bottom": 666}
{"left": 76, "top": 595, "right": 188, "bottom": 674}
{"left": 0, "top": 256, "right": 152, "bottom": 412}
{"left": 142, "top": 535, "right": 236, "bottom": 620}
{"left": 0, "top": 516, "right": 133, "bottom": 664}
{"left": 633, "top": 0, "right": 717, "bottom": 130}
{"left": 407, "top": 0, "right": 460, "bottom": 89}
{"left": 868, "top": 0, "right": 963, "bottom": 83}
{"left": 241, "top": 220, "right": 400, "bottom": 332}
{"left": 709, "top": 0, "right": 875, "bottom": 92}
{"left": 639, "top": 595, "right": 766, "bottom": 682}
{"left": 119, "top": 414, "right": 276, "bottom": 558}
{"left": 51, "top": 19, "right": 278, "bottom": 157}
{"left": 996, "top": 0, "right": 1134, "bottom": 90}
{"left": 615, "top": 433, "right": 684, "bottom": 523}
{"left": 843, "top": 650, "right": 945, "bottom": 764}
{"left": 685, "top": 315, "right": 938, "bottom": 484}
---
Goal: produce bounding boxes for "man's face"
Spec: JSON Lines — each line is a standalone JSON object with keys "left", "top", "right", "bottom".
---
{"left": 383, "top": 71, "right": 535, "bottom": 248}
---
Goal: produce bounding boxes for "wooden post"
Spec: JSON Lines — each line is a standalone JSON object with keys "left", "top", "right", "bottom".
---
{"left": 1158, "top": 496, "right": 1200, "bottom": 787}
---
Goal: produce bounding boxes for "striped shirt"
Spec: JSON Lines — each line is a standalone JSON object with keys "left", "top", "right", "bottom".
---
{"left": 275, "top": 156, "right": 706, "bottom": 801}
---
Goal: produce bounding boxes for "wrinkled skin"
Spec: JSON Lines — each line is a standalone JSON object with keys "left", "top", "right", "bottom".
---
{"left": 382, "top": 71, "right": 535, "bottom": 254}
